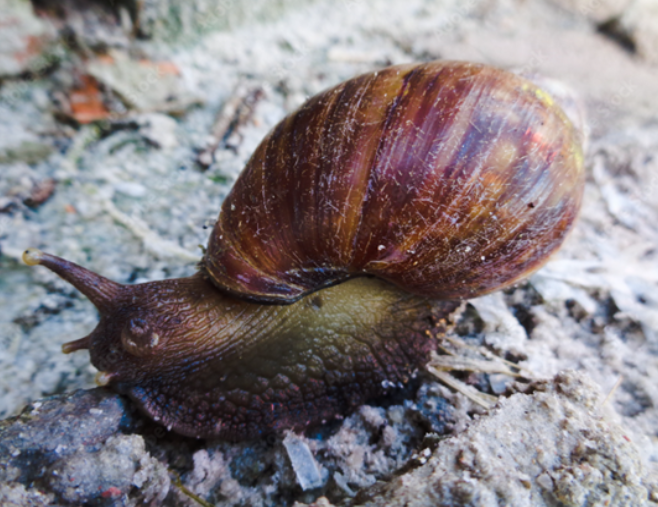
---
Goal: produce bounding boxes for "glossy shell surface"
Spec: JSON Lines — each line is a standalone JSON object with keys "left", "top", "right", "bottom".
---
{"left": 205, "top": 61, "right": 584, "bottom": 303}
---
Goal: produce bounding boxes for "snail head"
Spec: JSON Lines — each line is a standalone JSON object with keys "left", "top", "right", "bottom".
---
{"left": 22, "top": 248, "right": 211, "bottom": 387}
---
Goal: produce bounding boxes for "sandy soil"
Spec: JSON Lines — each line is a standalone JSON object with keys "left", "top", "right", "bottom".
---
{"left": 1, "top": 0, "right": 658, "bottom": 505}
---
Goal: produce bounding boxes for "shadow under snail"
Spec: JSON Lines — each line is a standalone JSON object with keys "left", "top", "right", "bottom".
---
{"left": 23, "top": 60, "right": 585, "bottom": 441}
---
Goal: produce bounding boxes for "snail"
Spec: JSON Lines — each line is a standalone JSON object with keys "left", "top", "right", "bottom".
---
{"left": 23, "top": 61, "right": 585, "bottom": 441}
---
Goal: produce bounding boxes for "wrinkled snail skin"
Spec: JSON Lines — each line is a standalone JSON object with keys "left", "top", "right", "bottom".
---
{"left": 23, "top": 60, "right": 585, "bottom": 441}
{"left": 23, "top": 249, "right": 455, "bottom": 440}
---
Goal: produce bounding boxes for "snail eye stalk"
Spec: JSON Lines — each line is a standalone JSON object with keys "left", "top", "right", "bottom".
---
{"left": 22, "top": 248, "right": 122, "bottom": 312}
{"left": 23, "top": 248, "right": 123, "bottom": 354}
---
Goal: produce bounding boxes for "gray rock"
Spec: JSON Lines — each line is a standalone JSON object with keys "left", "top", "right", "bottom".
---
{"left": 47, "top": 434, "right": 169, "bottom": 506}
{"left": 0, "top": 483, "right": 55, "bottom": 507}
{"left": 0, "top": 388, "right": 135, "bottom": 483}
{"left": 349, "top": 371, "right": 648, "bottom": 507}
{"left": 0, "top": 389, "right": 170, "bottom": 506}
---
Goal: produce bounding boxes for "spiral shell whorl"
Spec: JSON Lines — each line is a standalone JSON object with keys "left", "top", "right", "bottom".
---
{"left": 205, "top": 61, "right": 585, "bottom": 303}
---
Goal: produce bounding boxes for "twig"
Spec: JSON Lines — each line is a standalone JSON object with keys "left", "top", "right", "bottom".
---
{"left": 171, "top": 470, "right": 214, "bottom": 507}
{"left": 103, "top": 199, "right": 199, "bottom": 262}
{"left": 197, "top": 81, "right": 265, "bottom": 169}
{"left": 601, "top": 375, "right": 623, "bottom": 408}
{"left": 428, "top": 352, "right": 525, "bottom": 378}
{"left": 443, "top": 335, "right": 533, "bottom": 378}
{"left": 426, "top": 365, "right": 497, "bottom": 409}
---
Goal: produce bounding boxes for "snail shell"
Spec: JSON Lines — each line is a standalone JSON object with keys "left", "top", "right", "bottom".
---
{"left": 206, "top": 60, "right": 584, "bottom": 303}
{"left": 24, "top": 61, "right": 585, "bottom": 440}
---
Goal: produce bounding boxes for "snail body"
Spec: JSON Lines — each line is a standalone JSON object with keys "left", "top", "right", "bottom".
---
{"left": 24, "top": 61, "right": 585, "bottom": 440}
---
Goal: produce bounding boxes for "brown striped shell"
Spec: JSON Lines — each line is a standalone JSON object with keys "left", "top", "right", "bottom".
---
{"left": 204, "top": 60, "right": 585, "bottom": 304}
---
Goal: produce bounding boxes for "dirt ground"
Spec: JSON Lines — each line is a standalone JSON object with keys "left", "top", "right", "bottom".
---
{"left": 1, "top": 0, "right": 658, "bottom": 505}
